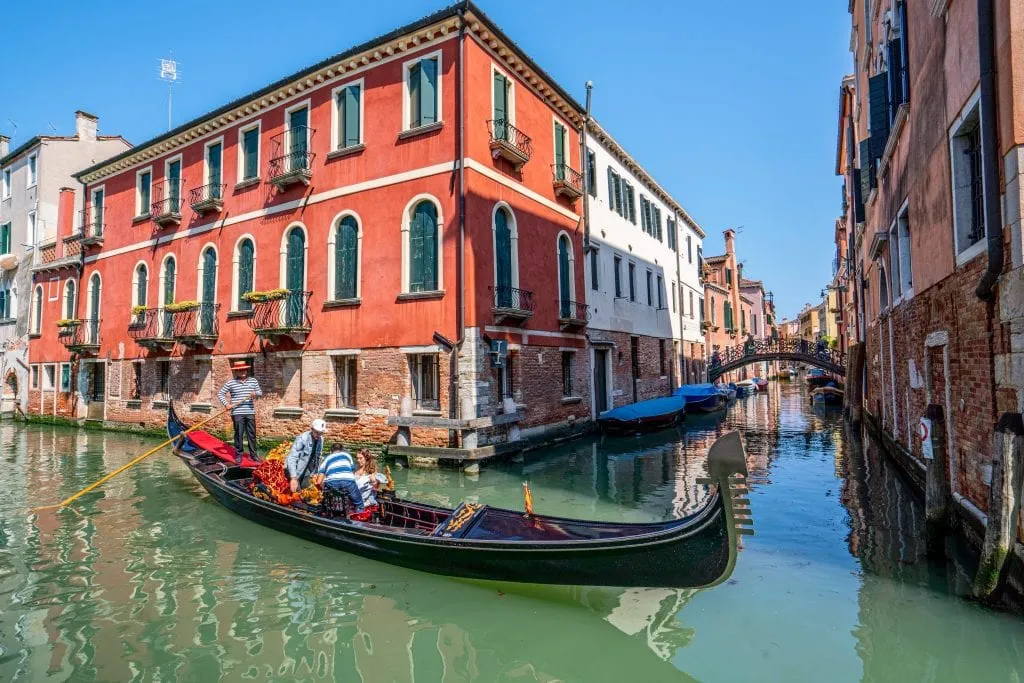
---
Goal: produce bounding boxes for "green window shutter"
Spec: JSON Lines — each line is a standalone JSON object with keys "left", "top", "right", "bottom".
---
{"left": 607, "top": 168, "right": 616, "bottom": 212}
{"left": 421, "top": 59, "right": 438, "bottom": 125}
{"left": 0, "top": 223, "right": 9, "bottom": 254}
{"left": 137, "top": 266, "right": 147, "bottom": 308}
{"left": 286, "top": 228, "right": 305, "bottom": 292}
{"left": 586, "top": 149, "right": 597, "bottom": 197}
{"left": 140, "top": 172, "right": 151, "bottom": 211}
{"left": 868, "top": 73, "right": 890, "bottom": 160}
{"left": 410, "top": 202, "right": 437, "bottom": 291}
{"left": 494, "top": 209, "right": 512, "bottom": 296}
{"left": 554, "top": 122, "right": 566, "bottom": 175}
{"left": 238, "top": 239, "right": 254, "bottom": 311}
{"left": 164, "top": 259, "right": 176, "bottom": 304}
{"left": 409, "top": 62, "right": 421, "bottom": 127}
{"left": 344, "top": 86, "right": 361, "bottom": 147}
{"left": 243, "top": 129, "right": 259, "bottom": 179}
{"left": 627, "top": 186, "right": 636, "bottom": 224}
{"left": 289, "top": 108, "right": 309, "bottom": 169}
{"left": 336, "top": 217, "right": 359, "bottom": 299}
{"left": 167, "top": 161, "right": 180, "bottom": 210}
{"left": 558, "top": 236, "right": 571, "bottom": 316}
{"left": 493, "top": 72, "right": 508, "bottom": 138}
{"left": 208, "top": 143, "right": 222, "bottom": 188}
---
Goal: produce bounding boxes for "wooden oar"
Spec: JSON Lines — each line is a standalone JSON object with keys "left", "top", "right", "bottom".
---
{"left": 31, "top": 401, "right": 238, "bottom": 513}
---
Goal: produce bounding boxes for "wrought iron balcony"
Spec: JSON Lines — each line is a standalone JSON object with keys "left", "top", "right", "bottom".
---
{"left": 551, "top": 164, "right": 583, "bottom": 200}
{"left": 60, "top": 319, "right": 101, "bottom": 355}
{"left": 189, "top": 183, "right": 225, "bottom": 215}
{"left": 170, "top": 302, "right": 220, "bottom": 348}
{"left": 487, "top": 119, "right": 532, "bottom": 170}
{"left": 490, "top": 285, "right": 535, "bottom": 324}
{"left": 248, "top": 290, "right": 312, "bottom": 343}
{"left": 268, "top": 126, "right": 315, "bottom": 190}
{"left": 77, "top": 209, "right": 105, "bottom": 247}
{"left": 151, "top": 179, "right": 184, "bottom": 227}
{"left": 557, "top": 298, "right": 589, "bottom": 329}
{"left": 128, "top": 308, "right": 176, "bottom": 350}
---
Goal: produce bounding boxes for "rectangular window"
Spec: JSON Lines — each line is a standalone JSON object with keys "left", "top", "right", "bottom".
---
{"left": 646, "top": 270, "right": 653, "bottom": 306}
{"left": 561, "top": 351, "right": 573, "bottom": 397}
{"left": 607, "top": 168, "right": 618, "bottom": 214}
{"left": 699, "top": 296, "right": 705, "bottom": 323}
{"left": 0, "top": 222, "right": 10, "bottom": 254}
{"left": 653, "top": 206, "right": 662, "bottom": 241}
{"left": 31, "top": 365, "right": 39, "bottom": 389}
{"left": 500, "top": 352, "right": 516, "bottom": 400}
{"left": 613, "top": 174, "right": 624, "bottom": 217}
{"left": 205, "top": 141, "right": 223, "bottom": 193}
{"left": 639, "top": 196, "right": 648, "bottom": 233}
{"left": 2, "top": 168, "right": 10, "bottom": 198}
{"left": 136, "top": 170, "right": 152, "bottom": 216}
{"left": 951, "top": 100, "right": 984, "bottom": 258}
{"left": 752, "top": 314, "right": 759, "bottom": 336}
{"left": 335, "top": 82, "right": 363, "bottom": 149}
{"left": 667, "top": 217, "right": 676, "bottom": 250}
{"left": 158, "top": 360, "right": 171, "bottom": 400}
{"left": 659, "top": 339, "right": 666, "bottom": 377}
{"left": 43, "top": 364, "right": 56, "bottom": 391}
{"left": 27, "top": 154, "right": 37, "bottom": 187}
{"left": 656, "top": 275, "right": 664, "bottom": 309}
{"left": 725, "top": 268, "right": 732, "bottom": 285}
{"left": 410, "top": 354, "right": 440, "bottom": 411}
{"left": 626, "top": 183, "right": 636, "bottom": 224}
{"left": 687, "top": 235, "right": 693, "bottom": 263}
{"left": 671, "top": 282, "right": 677, "bottom": 313}
{"left": 614, "top": 256, "right": 623, "bottom": 298}
{"left": 240, "top": 124, "right": 260, "bottom": 182}
{"left": 897, "top": 205, "right": 912, "bottom": 294}
{"left": 334, "top": 356, "right": 358, "bottom": 409}
{"left": 586, "top": 149, "right": 597, "bottom": 197}
{"left": 690, "top": 291, "right": 695, "bottom": 320}
{"left": 60, "top": 363, "right": 71, "bottom": 392}
{"left": 90, "top": 188, "right": 104, "bottom": 235}
{"left": 590, "top": 248, "right": 599, "bottom": 291}
{"left": 0, "top": 284, "right": 9, "bottom": 319}
{"left": 131, "top": 362, "right": 142, "bottom": 400}
{"left": 407, "top": 55, "right": 440, "bottom": 129}
{"left": 628, "top": 263, "right": 636, "bottom": 302}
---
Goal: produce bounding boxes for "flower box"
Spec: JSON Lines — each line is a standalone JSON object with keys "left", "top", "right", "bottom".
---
{"left": 164, "top": 300, "right": 200, "bottom": 313}
{"left": 242, "top": 289, "right": 289, "bottom": 303}
{"left": 55, "top": 319, "right": 82, "bottom": 328}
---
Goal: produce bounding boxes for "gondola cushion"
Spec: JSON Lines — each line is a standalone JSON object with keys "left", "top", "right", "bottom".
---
{"left": 187, "top": 430, "right": 260, "bottom": 468}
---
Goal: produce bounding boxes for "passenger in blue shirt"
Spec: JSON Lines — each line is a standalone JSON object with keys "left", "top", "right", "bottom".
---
{"left": 311, "top": 442, "right": 364, "bottom": 514}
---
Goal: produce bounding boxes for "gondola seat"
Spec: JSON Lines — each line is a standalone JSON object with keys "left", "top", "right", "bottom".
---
{"left": 431, "top": 502, "right": 487, "bottom": 538}
{"left": 186, "top": 430, "right": 261, "bottom": 468}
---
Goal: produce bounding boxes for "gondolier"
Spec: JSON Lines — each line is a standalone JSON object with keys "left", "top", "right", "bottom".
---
{"left": 218, "top": 360, "right": 263, "bottom": 465}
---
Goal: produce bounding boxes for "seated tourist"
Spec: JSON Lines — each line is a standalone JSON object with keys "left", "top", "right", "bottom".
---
{"left": 286, "top": 419, "right": 328, "bottom": 492}
{"left": 354, "top": 449, "right": 389, "bottom": 510}
{"left": 314, "top": 442, "right": 364, "bottom": 515}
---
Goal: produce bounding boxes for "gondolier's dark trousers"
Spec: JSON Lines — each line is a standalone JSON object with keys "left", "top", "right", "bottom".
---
{"left": 232, "top": 414, "right": 259, "bottom": 460}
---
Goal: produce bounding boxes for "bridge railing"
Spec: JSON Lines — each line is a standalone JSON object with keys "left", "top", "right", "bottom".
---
{"left": 707, "top": 338, "right": 846, "bottom": 373}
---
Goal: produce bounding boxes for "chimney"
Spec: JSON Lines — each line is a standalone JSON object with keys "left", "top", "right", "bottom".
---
{"left": 75, "top": 111, "right": 98, "bottom": 141}
{"left": 58, "top": 187, "right": 76, "bottom": 242}
{"left": 723, "top": 228, "right": 736, "bottom": 256}
{"left": 0, "top": 135, "right": 8, "bottom": 158}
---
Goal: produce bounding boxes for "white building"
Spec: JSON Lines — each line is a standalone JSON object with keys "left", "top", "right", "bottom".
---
{"left": 0, "top": 112, "right": 130, "bottom": 414}
{"left": 582, "top": 120, "right": 704, "bottom": 415}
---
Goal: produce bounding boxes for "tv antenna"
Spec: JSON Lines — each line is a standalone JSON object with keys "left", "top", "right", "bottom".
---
{"left": 5, "top": 119, "right": 17, "bottom": 142}
{"left": 158, "top": 52, "right": 181, "bottom": 131}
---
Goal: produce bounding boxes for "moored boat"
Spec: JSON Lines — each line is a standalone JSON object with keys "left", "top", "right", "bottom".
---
{"left": 598, "top": 395, "right": 686, "bottom": 436}
{"left": 734, "top": 379, "right": 754, "bottom": 398}
{"left": 777, "top": 368, "right": 792, "bottom": 380}
{"left": 811, "top": 384, "right": 844, "bottom": 406}
{"left": 753, "top": 377, "right": 768, "bottom": 391}
{"left": 806, "top": 368, "right": 833, "bottom": 389}
{"left": 167, "top": 404, "right": 751, "bottom": 588}
{"left": 674, "top": 384, "right": 726, "bottom": 413}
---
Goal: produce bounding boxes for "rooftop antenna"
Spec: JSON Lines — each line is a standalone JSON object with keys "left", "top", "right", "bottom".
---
{"left": 47, "top": 122, "right": 58, "bottom": 134}
{"left": 5, "top": 119, "right": 17, "bottom": 142}
{"left": 158, "top": 52, "right": 180, "bottom": 131}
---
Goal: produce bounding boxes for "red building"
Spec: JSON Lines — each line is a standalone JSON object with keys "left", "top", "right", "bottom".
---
{"left": 29, "top": 3, "right": 593, "bottom": 450}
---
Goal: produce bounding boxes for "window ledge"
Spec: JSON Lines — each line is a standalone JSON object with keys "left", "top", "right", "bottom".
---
{"left": 325, "top": 144, "right": 366, "bottom": 161}
{"left": 398, "top": 121, "right": 444, "bottom": 141}
{"left": 955, "top": 240, "right": 987, "bottom": 267}
{"left": 226, "top": 310, "right": 255, "bottom": 320}
{"left": 397, "top": 290, "right": 445, "bottom": 301}
{"left": 273, "top": 406, "right": 304, "bottom": 418}
{"left": 234, "top": 178, "right": 261, "bottom": 191}
{"left": 324, "top": 408, "right": 360, "bottom": 419}
{"left": 28, "top": 333, "right": 41, "bottom": 339}
{"left": 189, "top": 402, "right": 214, "bottom": 413}
{"left": 132, "top": 214, "right": 151, "bottom": 224}
{"left": 152, "top": 399, "right": 170, "bottom": 408}
{"left": 412, "top": 409, "right": 443, "bottom": 417}
{"left": 0, "top": 318, "right": 15, "bottom": 326}
{"left": 323, "top": 297, "right": 362, "bottom": 309}
{"left": 561, "top": 396, "right": 583, "bottom": 405}
{"left": 125, "top": 400, "right": 142, "bottom": 409}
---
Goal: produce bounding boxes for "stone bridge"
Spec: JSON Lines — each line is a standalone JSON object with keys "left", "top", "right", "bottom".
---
{"left": 707, "top": 338, "right": 846, "bottom": 382}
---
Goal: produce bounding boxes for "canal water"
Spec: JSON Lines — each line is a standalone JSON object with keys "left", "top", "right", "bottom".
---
{"left": 2, "top": 382, "right": 1024, "bottom": 682}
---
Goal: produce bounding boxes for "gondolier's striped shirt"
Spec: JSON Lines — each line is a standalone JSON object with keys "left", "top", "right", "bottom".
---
{"left": 217, "top": 377, "right": 263, "bottom": 416}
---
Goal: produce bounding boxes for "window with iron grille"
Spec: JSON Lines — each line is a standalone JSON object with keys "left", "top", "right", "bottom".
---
{"left": 614, "top": 255, "right": 623, "bottom": 298}
{"left": 410, "top": 354, "right": 439, "bottom": 411}
{"left": 131, "top": 362, "right": 142, "bottom": 400}
{"left": 950, "top": 102, "right": 985, "bottom": 257}
{"left": 659, "top": 339, "right": 666, "bottom": 377}
{"left": 158, "top": 360, "right": 170, "bottom": 399}
{"left": 590, "top": 248, "right": 599, "bottom": 291}
{"left": 561, "top": 351, "right": 573, "bottom": 397}
{"left": 501, "top": 353, "right": 515, "bottom": 400}
{"left": 334, "top": 356, "right": 357, "bottom": 409}
{"left": 586, "top": 149, "right": 597, "bottom": 198}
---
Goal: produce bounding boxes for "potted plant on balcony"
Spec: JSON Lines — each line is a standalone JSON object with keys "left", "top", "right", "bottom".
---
{"left": 242, "top": 288, "right": 290, "bottom": 304}
{"left": 55, "top": 319, "right": 82, "bottom": 328}
{"left": 129, "top": 305, "right": 148, "bottom": 328}
{"left": 165, "top": 300, "right": 200, "bottom": 313}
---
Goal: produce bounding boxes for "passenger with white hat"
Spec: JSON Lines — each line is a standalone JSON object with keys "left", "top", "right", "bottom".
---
{"left": 285, "top": 418, "right": 329, "bottom": 492}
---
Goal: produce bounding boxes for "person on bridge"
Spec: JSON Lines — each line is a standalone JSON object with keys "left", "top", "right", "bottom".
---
{"left": 218, "top": 360, "right": 263, "bottom": 465}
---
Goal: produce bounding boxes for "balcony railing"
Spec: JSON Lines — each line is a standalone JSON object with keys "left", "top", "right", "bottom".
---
{"left": 490, "top": 285, "right": 535, "bottom": 324}
{"left": 551, "top": 164, "right": 584, "bottom": 200}
{"left": 557, "top": 298, "right": 589, "bottom": 328}
{"left": 152, "top": 179, "right": 184, "bottom": 227}
{"left": 487, "top": 119, "right": 532, "bottom": 170}
{"left": 60, "top": 319, "right": 101, "bottom": 354}
{"left": 128, "top": 308, "right": 176, "bottom": 349}
{"left": 248, "top": 290, "right": 312, "bottom": 343}
{"left": 189, "top": 183, "right": 225, "bottom": 215}
{"left": 269, "top": 126, "right": 315, "bottom": 190}
{"left": 170, "top": 302, "right": 220, "bottom": 348}
{"left": 77, "top": 209, "right": 105, "bottom": 246}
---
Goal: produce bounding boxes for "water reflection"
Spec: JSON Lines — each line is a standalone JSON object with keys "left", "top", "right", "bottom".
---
{"left": 2, "top": 382, "right": 1024, "bottom": 681}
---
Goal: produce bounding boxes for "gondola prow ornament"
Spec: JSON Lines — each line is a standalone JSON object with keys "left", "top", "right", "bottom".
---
{"left": 523, "top": 481, "right": 535, "bottom": 517}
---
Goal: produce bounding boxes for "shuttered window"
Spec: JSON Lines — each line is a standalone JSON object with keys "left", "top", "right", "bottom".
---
{"left": 558, "top": 235, "right": 571, "bottom": 316}
{"left": 135, "top": 264, "right": 147, "bottom": 310}
{"left": 237, "top": 239, "right": 255, "bottom": 311}
{"left": 337, "top": 84, "right": 362, "bottom": 149}
{"left": 409, "top": 57, "right": 439, "bottom": 129}
{"left": 625, "top": 183, "right": 635, "bottom": 224}
{"left": 724, "top": 302, "right": 734, "bottom": 331}
{"left": 614, "top": 255, "right": 622, "bottom": 298}
{"left": 607, "top": 168, "right": 617, "bottom": 213}
{"left": 628, "top": 262, "right": 636, "bottom": 302}
{"left": 242, "top": 127, "right": 259, "bottom": 180}
{"left": 0, "top": 222, "right": 10, "bottom": 254}
{"left": 868, "top": 73, "right": 890, "bottom": 162}
{"left": 586, "top": 149, "right": 597, "bottom": 197}
{"left": 335, "top": 217, "right": 359, "bottom": 300}
{"left": 646, "top": 270, "right": 653, "bottom": 306}
{"left": 493, "top": 71, "right": 510, "bottom": 140}
{"left": 137, "top": 172, "right": 151, "bottom": 216}
{"left": 408, "top": 201, "right": 438, "bottom": 292}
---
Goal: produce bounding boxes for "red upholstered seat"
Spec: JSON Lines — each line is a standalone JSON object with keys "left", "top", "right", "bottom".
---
{"left": 187, "top": 430, "right": 260, "bottom": 468}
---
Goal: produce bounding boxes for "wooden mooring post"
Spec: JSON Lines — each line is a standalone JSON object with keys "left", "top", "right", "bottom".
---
{"left": 923, "top": 404, "right": 950, "bottom": 559}
{"left": 973, "top": 413, "right": 1024, "bottom": 600}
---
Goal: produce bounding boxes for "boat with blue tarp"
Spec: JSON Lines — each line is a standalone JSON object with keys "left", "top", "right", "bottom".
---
{"left": 597, "top": 395, "right": 687, "bottom": 436}
{"left": 674, "top": 384, "right": 725, "bottom": 413}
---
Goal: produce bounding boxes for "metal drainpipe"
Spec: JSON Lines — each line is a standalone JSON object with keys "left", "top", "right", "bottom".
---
{"left": 975, "top": 0, "right": 1003, "bottom": 300}
{"left": 673, "top": 211, "right": 685, "bottom": 385}
{"left": 451, "top": 8, "right": 467, "bottom": 431}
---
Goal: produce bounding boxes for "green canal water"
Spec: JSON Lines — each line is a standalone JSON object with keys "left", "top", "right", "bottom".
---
{"left": 2, "top": 382, "right": 1024, "bottom": 682}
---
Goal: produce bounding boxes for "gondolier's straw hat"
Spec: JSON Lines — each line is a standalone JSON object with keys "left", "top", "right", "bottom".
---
{"left": 230, "top": 360, "right": 249, "bottom": 371}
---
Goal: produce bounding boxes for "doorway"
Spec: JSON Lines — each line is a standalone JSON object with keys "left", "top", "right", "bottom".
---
{"left": 594, "top": 349, "right": 609, "bottom": 414}
{"left": 86, "top": 362, "right": 105, "bottom": 421}
{"left": 630, "top": 336, "right": 639, "bottom": 403}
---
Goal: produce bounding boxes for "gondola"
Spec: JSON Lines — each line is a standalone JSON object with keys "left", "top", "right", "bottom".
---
{"left": 674, "top": 384, "right": 725, "bottom": 413}
{"left": 806, "top": 368, "right": 834, "bottom": 389}
{"left": 167, "top": 404, "right": 751, "bottom": 588}
{"left": 597, "top": 395, "right": 686, "bottom": 436}
{"left": 810, "top": 384, "right": 844, "bottom": 406}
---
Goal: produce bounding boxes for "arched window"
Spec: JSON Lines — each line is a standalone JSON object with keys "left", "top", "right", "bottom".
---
{"left": 160, "top": 256, "right": 176, "bottom": 337}
{"left": 878, "top": 266, "right": 889, "bottom": 312}
{"left": 63, "top": 279, "right": 77, "bottom": 320}
{"left": 234, "top": 237, "right": 255, "bottom": 311}
{"left": 407, "top": 200, "right": 438, "bottom": 292}
{"left": 31, "top": 285, "right": 42, "bottom": 334}
{"left": 86, "top": 273, "right": 101, "bottom": 344}
{"left": 493, "top": 205, "right": 518, "bottom": 307}
{"left": 711, "top": 296, "right": 717, "bottom": 325}
{"left": 132, "top": 263, "right": 148, "bottom": 311}
{"left": 334, "top": 216, "right": 359, "bottom": 300}
{"left": 199, "top": 247, "right": 217, "bottom": 335}
{"left": 557, "top": 233, "right": 574, "bottom": 317}
{"left": 284, "top": 226, "right": 306, "bottom": 293}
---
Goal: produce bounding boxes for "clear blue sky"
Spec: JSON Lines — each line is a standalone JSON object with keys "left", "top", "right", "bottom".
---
{"left": 0, "top": 0, "right": 850, "bottom": 319}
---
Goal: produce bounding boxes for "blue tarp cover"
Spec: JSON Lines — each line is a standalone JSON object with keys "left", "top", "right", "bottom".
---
{"left": 673, "top": 383, "right": 720, "bottom": 399}
{"left": 600, "top": 395, "right": 686, "bottom": 422}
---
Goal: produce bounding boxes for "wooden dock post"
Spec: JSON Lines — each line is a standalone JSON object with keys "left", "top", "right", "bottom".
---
{"left": 923, "top": 404, "right": 950, "bottom": 558}
{"left": 973, "top": 413, "right": 1024, "bottom": 599}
